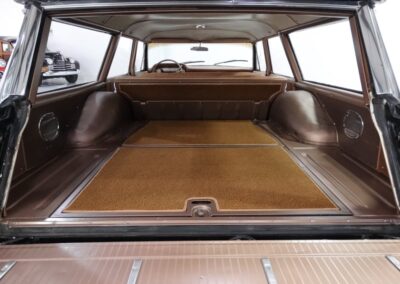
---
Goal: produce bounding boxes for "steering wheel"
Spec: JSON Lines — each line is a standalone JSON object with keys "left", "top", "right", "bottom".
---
{"left": 149, "top": 59, "right": 184, "bottom": 73}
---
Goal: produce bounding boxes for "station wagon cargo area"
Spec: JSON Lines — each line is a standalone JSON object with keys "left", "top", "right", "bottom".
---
{"left": 1, "top": 0, "right": 400, "bottom": 243}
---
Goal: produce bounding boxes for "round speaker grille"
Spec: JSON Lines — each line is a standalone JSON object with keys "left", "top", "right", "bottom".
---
{"left": 38, "top": 112, "right": 60, "bottom": 142}
{"left": 343, "top": 110, "right": 364, "bottom": 139}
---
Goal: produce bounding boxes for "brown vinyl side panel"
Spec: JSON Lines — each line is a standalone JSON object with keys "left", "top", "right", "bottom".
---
{"left": 294, "top": 82, "right": 380, "bottom": 169}
{"left": 12, "top": 145, "right": 27, "bottom": 180}
{"left": 68, "top": 91, "right": 133, "bottom": 147}
{"left": 269, "top": 90, "right": 338, "bottom": 145}
{"left": 24, "top": 95, "right": 87, "bottom": 170}
{"left": 13, "top": 83, "right": 105, "bottom": 179}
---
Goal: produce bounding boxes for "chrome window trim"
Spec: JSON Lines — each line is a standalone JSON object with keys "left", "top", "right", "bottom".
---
{"left": 358, "top": 5, "right": 399, "bottom": 98}
{"left": 0, "top": 4, "right": 41, "bottom": 214}
{"left": 35, "top": 1, "right": 361, "bottom": 12}
{"left": 0, "top": 4, "right": 43, "bottom": 103}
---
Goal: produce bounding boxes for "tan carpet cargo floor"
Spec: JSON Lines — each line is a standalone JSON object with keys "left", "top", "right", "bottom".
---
{"left": 124, "top": 120, "right": 277, "bottom": 145}
{"left": 66, "top": 147, "right": 336, "bottom": 212}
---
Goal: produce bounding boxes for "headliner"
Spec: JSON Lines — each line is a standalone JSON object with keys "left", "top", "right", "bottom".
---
{"left": 76, "top": 13, "right": 331, "bottom": 42}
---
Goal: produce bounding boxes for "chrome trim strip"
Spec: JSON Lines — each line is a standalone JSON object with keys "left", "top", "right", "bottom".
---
{"left": 0, "top": 261, "right": 16, "bottom": 280}
{"left": 262, "top": 258, "right": 278, "bottom": 284}
{"left": 4, "top": 216, "right": 396, "bottom": 227}
{"left": 42, "top": 70, "right": 80, "bottom": 77}
{"left": 358, "top": 5, "right": 399, "bottom": 97}
{"left": 40, "top": 1, "right": 359, "bottom": 12}
{"left": 0, "top": 4, "right": 43, "bottom": 103}
{"left": 127, "top": 259, "right": 143, "bottom": 284}
{"left": 386, "top": 255, "right": 400, "bottom": 272}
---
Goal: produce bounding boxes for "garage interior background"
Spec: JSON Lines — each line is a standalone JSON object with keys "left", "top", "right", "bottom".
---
{"left": 0, "top": 0, "right": 399, "bottom": 87}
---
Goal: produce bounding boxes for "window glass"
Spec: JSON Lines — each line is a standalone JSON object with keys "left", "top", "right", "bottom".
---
{"left": 256, "top": 40, "right": 266, "bottom": 72}
{"left": 38, "top": 21, "right": 111, "bottom": 93}
{"left": 268, "top": 37, "right": 293, "bottom": 77}
{"left": 108, "top": 37, "right": 133, "bottom": 78}
{"left": 134, "top": 41, "right": 145, "bottom": 73}
{"left": 290, "top": 20, "right": 362, "bottom": 91}
{"left": 148, "top": 43, "right": 253, "bottom": 68}
{"left": 375, "top": 0, "right": 400, "bottom": 90}
{"left": 2, "top": 43, "right": 11, "bottom": 52}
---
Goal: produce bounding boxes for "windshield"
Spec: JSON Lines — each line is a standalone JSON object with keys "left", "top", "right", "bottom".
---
{"left": 147, "top": 43, "right": 253, "bottom": 68}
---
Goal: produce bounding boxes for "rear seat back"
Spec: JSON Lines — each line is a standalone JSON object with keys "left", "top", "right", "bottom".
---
{"left": 117, "top": 82, "right": 282, "bottom": 120}
{"left": 131, "top": 100, "right": 269, "bottom": 120}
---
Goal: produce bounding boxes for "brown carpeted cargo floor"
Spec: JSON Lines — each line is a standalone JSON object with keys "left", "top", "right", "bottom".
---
{"left": 124, "top": 120, "right": 277, "bottom": 145}
{"left": 66, "top": 147, "right": 336, "bottom": 212}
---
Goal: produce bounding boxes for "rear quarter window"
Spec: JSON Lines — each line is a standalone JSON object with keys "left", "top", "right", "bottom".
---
{"left": 268, "top": 36, "right": 293, "bottom": 77}
{"left": 289, "top": 20, "right": 362, "bottom": 92}
{"left": 108, "top": 36, "right": 133, "bottom": 78}
{"left": 256, "top": 40, "right": 266, "bottom": 72}
{"left": 38, "top": 21, "right": 111, "bottom": 94}
{"left": 134, "top": 41, "right": 145, "bottom": 73}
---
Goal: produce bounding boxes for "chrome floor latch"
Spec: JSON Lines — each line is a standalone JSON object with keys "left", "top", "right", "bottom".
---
{"left": 0, "top": 261, "right": 16, "bottom": 280}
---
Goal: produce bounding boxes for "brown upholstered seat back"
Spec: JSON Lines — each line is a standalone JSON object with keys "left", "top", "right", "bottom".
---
{"left": 116, "top": 82, "right": 283, "bottom": 120}
{"left": 129, "top": 100, "right": 270, "bottom": 120}
{"left": 118, "top": 83, "right": 282, "bottom": 101}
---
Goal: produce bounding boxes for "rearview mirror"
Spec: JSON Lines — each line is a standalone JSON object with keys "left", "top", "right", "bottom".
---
{"left": 191, "top": 43, "right": 208, "bottom": 52}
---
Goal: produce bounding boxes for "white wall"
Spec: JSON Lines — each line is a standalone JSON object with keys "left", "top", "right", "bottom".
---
{"left": 375, "top": 0, "right": 400, "bottom": 89}
{"left": 0, "top": 0, "right": 24, "bottom": 36}
{"left": 0, "top": 0, "right": 399, "bottom": 90}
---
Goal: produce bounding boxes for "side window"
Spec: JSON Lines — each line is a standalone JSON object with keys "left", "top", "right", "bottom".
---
{"left": 268, "top": 36, "right": 293, "bottom": 77}
{"left": 39, "top": 21, "right": 111, "bottom": 93}
{"left": 108, "top": 36, "right": 133, "bottom": 78}
{"left": 256, "top": 40, "right": 266, "bottom": 72}
{"left": 290, "top": 20, "right": 362, "bottom": 92}
{"left": 134, "top": 41, "right": 145, "bottom": 73}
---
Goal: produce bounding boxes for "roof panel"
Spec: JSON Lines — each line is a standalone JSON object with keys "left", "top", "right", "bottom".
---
{"left": 18, "top": 0, "right": 372, "bottom": 9}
